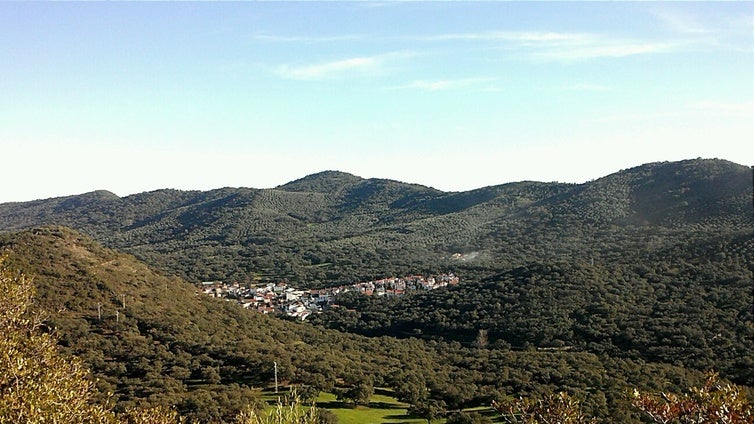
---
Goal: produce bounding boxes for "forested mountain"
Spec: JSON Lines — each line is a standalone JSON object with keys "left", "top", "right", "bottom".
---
{"left": 1, "top": 159, "right": 750, "bottom": 286}
{"left": 0, "top": 158, "right": 751, "bottom": 421}
{"left": 312, "top": 232, "right": 753, "bottom": 385}
{"left": 0, "top": 226, "right": 725, "bottom": 422}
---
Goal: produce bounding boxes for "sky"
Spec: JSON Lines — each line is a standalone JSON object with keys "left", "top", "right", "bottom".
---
{"left": 1, "top": 2, "right": 752, "bottom": 203}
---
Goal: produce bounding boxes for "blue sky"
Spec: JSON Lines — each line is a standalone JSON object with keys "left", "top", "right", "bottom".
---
{"left": 1, "top": 2, "right": 752, "bottom": 202}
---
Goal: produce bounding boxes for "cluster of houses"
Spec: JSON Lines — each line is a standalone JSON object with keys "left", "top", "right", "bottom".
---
{"left": 198, "top": 273, "right": 460, "bottom": 320}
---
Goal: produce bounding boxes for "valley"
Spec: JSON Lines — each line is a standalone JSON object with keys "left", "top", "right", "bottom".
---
{"left": 0, "top": 158, "right": 752, "bottom": 422}
{"left": 198, "top": 273, "right": 459, "bottom": 320}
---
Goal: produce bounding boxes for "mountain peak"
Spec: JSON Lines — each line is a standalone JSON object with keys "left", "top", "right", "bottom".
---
{"left": 277, "top": 170, "right": 364, "bottom": 193}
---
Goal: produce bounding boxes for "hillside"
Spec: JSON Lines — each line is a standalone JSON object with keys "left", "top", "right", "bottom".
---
{"left": 0, "top": 226, "right": 730, "bottom": 422}
{"left": 0, "top": 227, "right": 448, "bottom": 420}
{"left": 0, "top": 158, "right": 752, "bottom": 421}
{"left": 1, "top": 159, "right": 749, "bottom": 286}
{"left": 313, "top": 230, "right": 754, "bottom": 386}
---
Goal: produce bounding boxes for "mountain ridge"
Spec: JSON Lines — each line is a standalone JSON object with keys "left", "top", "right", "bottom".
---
{"left": 0, "top": 158, "right": 750, "bottom": 285}
{"left": 6, "top": 157, "right": 748, "bottom": 205}
{"left": 0, "top": 157, "right": 752, "bottom": 420}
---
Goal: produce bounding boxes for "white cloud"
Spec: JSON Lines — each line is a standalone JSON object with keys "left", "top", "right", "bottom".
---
{"left": 278, "top": 57, "right": 378, "bottom": 80}
{"left": 528, "top": 40, "right": 677, "bottom": 62}
{"left": 392, "top": 77, "right": 497, "bottom": 92}
{"left": 561, "top": 83, "right": 611, "bottom": 92}
{"left": 418, "top": 30, "right": 591, "bottom": 44}
{"left": 253, "top": 33, "right": 366, "bottom": 43}
{"left": 276, "top": 51, "right": 410, "bottom": 81}
{"left": 648, "top": 6, "right": 754, "bottom": 54}
{"left": 417, "top": 30, "right": 681, "bottom": 62}
{"left": 650, "top": 8, "right": 711, "bottom": 35}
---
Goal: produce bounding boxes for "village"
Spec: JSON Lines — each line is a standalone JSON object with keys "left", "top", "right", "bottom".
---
{"left": 197, "top": 273, "right": 460, "bottom": 320}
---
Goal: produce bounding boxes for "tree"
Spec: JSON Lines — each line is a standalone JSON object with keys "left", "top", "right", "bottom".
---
{"left": 316, "top": 408, "right": 339, "bottom": 424}
{"left": 493, "top": 392, "right": 597, "bottom": 424}
{"left": 446, "top": 411, "right": 493, "bottom": 424}
{"left": 346, "top": 382, "right": 374, "bottom": 406}
{"left": 409, "top": 400, "right": 446, "bottom": 424}
{"left": 0, "top": 256, "right": 183, "bottom": 424}
{"left": 335, "top": 382, "right": 373, "bottom": 407}
{"left": 391, "top": 370, "right": 428, "bottom": 406}
{"left": 475, "top": 328, "right": 489, "bottom": 348}
{"left": 631, "top": 372, "right": 754, "bottom": 424}
{"left": 335, "top": 374, "right": 374, "bottom": 407}
{"left": 120, "top": 406, "right": 184, "bottom": 424}
{"left": 299, "top": 385, "right": 321, "bottom": 404}
{"left": 0, "top": 256, "right": 117, "bottom": 424}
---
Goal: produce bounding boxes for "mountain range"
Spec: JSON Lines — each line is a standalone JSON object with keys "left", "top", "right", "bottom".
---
{"left": 1, "top": 158, "right": 750, "bottom": 286}
{"left": 0, "top": 157, "right": 752, "bottom": 421}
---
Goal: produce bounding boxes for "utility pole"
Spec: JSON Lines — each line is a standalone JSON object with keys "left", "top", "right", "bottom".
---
{"left": 121, "top": 294, "right": 126, "bottom": 309}
{"left": 274, "top": 361, "right": 279, "bottom": 394}
{"left": 97, "top": 302, "right": 102, "bottom": 321}
{"left": 116, "top": 310, "right": 120, "bottom": 323}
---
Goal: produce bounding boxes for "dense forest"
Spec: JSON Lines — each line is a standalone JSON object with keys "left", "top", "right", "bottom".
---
{"left": 0, "top": 158, "right": 752, "bottom": 422}
{"left": 311, "top": 235, "right": 754, "bottom": 385}
{"left": 1, "top": 159, "right": 749, "bottom": 286}
{"left": 0, "top": 226, "right": 739, "bottom": 423}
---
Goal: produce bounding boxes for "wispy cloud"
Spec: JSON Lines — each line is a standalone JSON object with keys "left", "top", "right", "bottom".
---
{"left": 392, "top": 77, "right": 497, "bottom": 92}
{"left": 257, "top": 30, "right": 591, "bottom": 45}
{"left": 275, "top": 51, "right": 419, "bottom": 81}
{"left": 276, "top": 52, "right": 410, "bottom": 81}
{"left": 417, "top": 30, "right": 680, "bottom": 62}
{"left": 417, "top": 30, "right": 590, "bottom": 44}
{"left": 260, "top": 28, "right": 684, "bottom": 65}
{"left": 278, "top": 57, "right": 377, "bottom": 80}
{"left": 530, "top": 40, "right": 677, "bottom": 62}
{"left": 650, "top": 8, "right": 711, "bottom": 35}
{"left": 253, "top": 33, "right": 366, "bottom": 43}
{"left": 561, "top": 83, "right": 611, "bottom": 92}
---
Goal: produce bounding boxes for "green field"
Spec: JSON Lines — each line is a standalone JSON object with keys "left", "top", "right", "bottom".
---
{"left": 259, "top": 389, "right": 500, "bottom": 424}
{"left": 260, "top": 389, "right": 425, "bottom": 424}
{"left": 315, "top": 391, "right": 426, "bottom": 424}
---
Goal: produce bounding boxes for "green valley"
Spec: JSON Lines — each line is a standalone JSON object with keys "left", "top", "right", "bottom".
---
{"left": 0, "top": 158, "right": 752, "bottom": 422}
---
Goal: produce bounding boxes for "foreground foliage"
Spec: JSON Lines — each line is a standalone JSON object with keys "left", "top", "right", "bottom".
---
{"left": 632, "top": 373, "right": 754, "bottom": 423}
{"left": 494, "top": 392, "right": 597, "bottom": 424}
{"left": 0, "top": 259, "right": 323, "bottom": 424}
{"left": 234, "top": 394, "right": 320, "bottom": 424}
{"left": 0, "top": 256, "right": 187, "bottom": 424}
{"left": 0, "top": 255, "right": 116, "bottom": 423}
{"left": 494, "top": 375, "right": 754, "bottom": 424}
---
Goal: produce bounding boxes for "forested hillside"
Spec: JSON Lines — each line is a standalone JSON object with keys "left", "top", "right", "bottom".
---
{"left": 312, "top": 231, "right": 754, "bottom": 386}
{"left": 0, "top": 159, "right": 750, "bottom": 287}
{"left": 0, "top": 226, "right": 731, "bottom": 422}
{"left": 0, "top": 158, "right": 751, "bottom": 421}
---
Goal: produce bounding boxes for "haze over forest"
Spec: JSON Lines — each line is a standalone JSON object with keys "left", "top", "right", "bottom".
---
{"left": 2, "top": 2, "right": 752, "bottom": 202}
